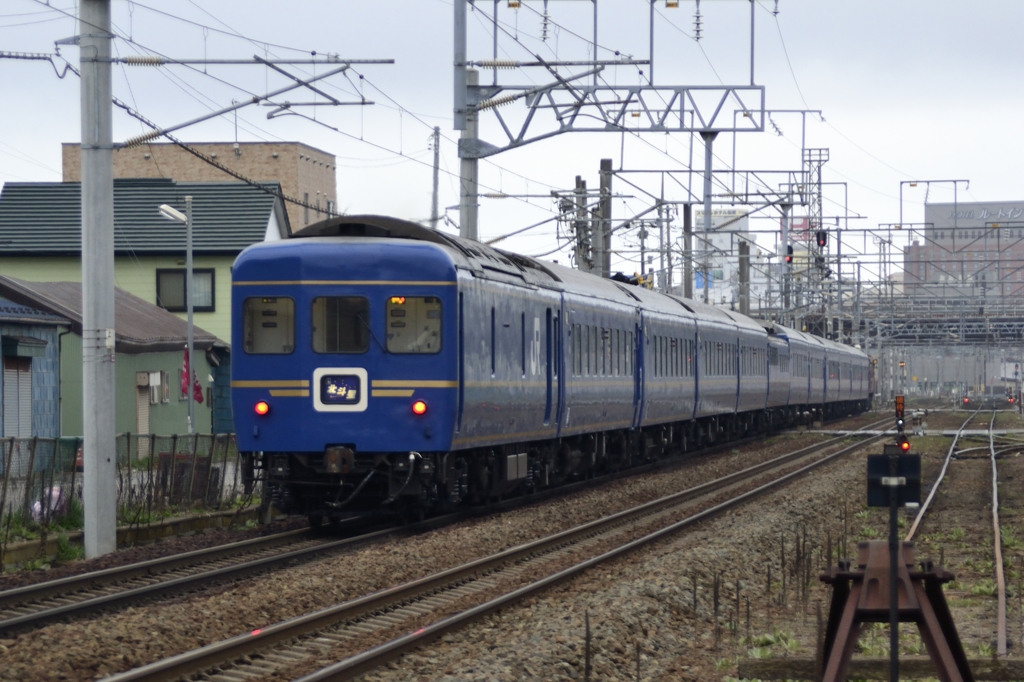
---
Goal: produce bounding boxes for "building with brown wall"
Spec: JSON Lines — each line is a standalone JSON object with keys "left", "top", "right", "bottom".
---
{"left": 904, "top": 201, "right": 1024, "bottom": 300}
{"left": 62, "top": 141, "right": 337, "bottom": 232}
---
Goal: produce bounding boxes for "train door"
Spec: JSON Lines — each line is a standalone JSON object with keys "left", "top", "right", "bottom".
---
{"left": 544, "top": 307, "right": 558, "bottom": 426}
{"left": 555, "top": 298, "right": 566, "bottom": 435}
{"left": 632, "top": 315, "right": 644, "bottom": 428}
{"left": 456, "top": 292, "right": 465, "bottom": 432}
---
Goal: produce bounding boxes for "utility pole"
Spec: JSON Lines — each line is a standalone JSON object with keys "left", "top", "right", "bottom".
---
{"left": 459, "top": 69, "right": 479, "bottom": 240}
{"left": 80, "top": 0, "right": 117, "bottom": 558}
{"left": 738, "top": 240, "right": 750, "bottom": 316}
{"left": 780, "top": 200, "right": 792, "bottom": 315}
{"left": 430, "top": 126, "right": 440, "bottom": 229}
{"left": 598, "top": 159, "right": 613, "bottom": 278}
{"left": 574, "top": 176, "right": 591, "bottom": 272}
{"left": 683, "top": 204, "right": 693, "bottom": 299}
{"left": 701, "top": 131, "right": 717, "bottom": 304}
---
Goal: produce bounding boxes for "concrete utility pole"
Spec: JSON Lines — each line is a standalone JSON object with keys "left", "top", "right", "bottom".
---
{"left": 430, "top": 126, "right": 440, "bottom": 230}
{"left": 80, "top": 0, "right": 117, "bottom": 558}
{"left": 459, "top": 70, "right": 479, "bottom": 240}
{"left": 598, "top": 159, "right": 613, "bottom": 278}
{"left": 738, "top": 240, "right": 750, "bottom": 316}
{"left": 701, "top": 131, "right": 718, "bottom": 304}
{"left": 683, "top": 204, "right": 693, "bottom": 300}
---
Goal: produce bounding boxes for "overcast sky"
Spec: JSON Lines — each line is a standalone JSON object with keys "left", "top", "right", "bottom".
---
{"left": 2, "top": 0, "right": 1022, "bottom": 282}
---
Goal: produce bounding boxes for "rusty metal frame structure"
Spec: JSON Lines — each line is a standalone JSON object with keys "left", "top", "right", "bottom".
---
{"left": 820, "top": 542, "right": 974, "bottom": 682}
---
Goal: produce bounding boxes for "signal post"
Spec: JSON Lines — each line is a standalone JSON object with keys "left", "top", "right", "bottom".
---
{"left": 818, "top": 396, "right": 974, "bottom": 682}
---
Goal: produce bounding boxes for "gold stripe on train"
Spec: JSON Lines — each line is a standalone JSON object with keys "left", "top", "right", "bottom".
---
{"left": 371, "top": 380, "right": 458, "bottom": 388}
{"left": 232, "top": 380, "right": 310, "bottom": 388}
{"left": 233, "top": 280, "right": 457, "bottom": 287}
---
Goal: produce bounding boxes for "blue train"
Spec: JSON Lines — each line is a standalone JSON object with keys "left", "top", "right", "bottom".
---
{"left": 231, "top": 215, "right": 873, "bottom": 525}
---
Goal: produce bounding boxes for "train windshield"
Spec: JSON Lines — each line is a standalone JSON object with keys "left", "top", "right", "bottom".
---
{"left": 243, "top": 297, "right": 295, "bottom": 354}
{"left": 312, "top": 297, "right": 369, "bottom": 353}
{"left": 386, "top": 296, "right": 442, "bottom": 354}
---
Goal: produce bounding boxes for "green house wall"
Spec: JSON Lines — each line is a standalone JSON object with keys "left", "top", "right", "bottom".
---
{"left": 0, "top": 254, "right": 236, "bottom": 343}
{"left": 59, "top": 333, "right": 213, "bottom": 437}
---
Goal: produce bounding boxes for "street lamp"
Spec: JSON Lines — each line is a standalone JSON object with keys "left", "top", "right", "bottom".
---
{"left": 158, "top": 196, "right": 195, "bottom": 434}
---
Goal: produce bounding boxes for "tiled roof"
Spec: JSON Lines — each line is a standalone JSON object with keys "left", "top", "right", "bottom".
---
{"left": 0, "top": 276, "right": 223, "bottom": 354}
{"left": 0, "top": 178, "right": 287, "bottom": 256}
{"left": 0, "top": 296, "right": 70, "bottom": 325}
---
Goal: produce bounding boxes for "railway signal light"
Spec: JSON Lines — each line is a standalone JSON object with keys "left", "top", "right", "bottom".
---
{"left": 785, "top": 244, "right": 793, "bottom": 264}
{"left": 816, "top": 230, "right": 828, "bottom": 248}
{"left": 898, "top": 435, "right": 911, "bottom": 452}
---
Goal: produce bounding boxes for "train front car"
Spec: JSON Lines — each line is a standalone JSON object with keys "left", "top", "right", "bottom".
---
{"left": 232, "top": 217, "right": 460, "bottom": 525}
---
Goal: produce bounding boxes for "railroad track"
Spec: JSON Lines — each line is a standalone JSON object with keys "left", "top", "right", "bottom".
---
{"left": 105, "top": 418, "right": 890, "bottom": 682}
{"left": 0, "top": 522, "right": 387, "bottom": 634}
{"left": 905, "top": 408, "right": 1009, "bottom": 657}
{"left": 0, "top": 414, "right": 873, "bottom": 637}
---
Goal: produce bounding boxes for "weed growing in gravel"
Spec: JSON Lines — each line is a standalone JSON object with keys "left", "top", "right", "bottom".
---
{"left": 977, "top": 642, "right": 994, "bottom": 657}
{"left": 949, "top": 527, "right": 967, "bottom": 542}
{"left": 747, "top": 630, "right": 799, "bottom": 654}
{"left": 1002, "top": 528, "right": 1023, "bottom": 551}
{"left": 858, "top": 526, "right": 880, "bottom": 540}
{"left": 969, "top": 579, "right": 998, "bottom": 597}
{"left": 715, "top": 657, "right": 734, "bottom": 670}
{"left": 55, "top": 533, "right": 84, "bottom": 562}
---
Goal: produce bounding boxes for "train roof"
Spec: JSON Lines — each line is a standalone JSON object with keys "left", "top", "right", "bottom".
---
{"left": 289, "top": 215, "right": 864, "bottom": 354}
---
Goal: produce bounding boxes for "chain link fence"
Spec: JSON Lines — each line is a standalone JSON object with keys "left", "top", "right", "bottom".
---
{"left": 0, "top": 433, "right": 253, "bottom": 544}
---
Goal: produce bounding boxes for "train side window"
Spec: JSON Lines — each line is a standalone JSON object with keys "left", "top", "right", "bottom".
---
{"left": 574, "top": 324, "right": 582, "bottom": 376}
{"left": 386, "top": 296, "right": 442, "bottom": 354}
{"left": 243, "top": 297, "right": 295, "bottom": 354}
{"left": 312, "top": 297, "right": 369, "bottom": 353}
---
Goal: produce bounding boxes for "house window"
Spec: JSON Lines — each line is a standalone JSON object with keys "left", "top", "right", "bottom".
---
{"left": 156, "top": 269, "right": 215, "bottom": 312}
{"left": 2, "top": 356, "right": 32, "bottom": 438}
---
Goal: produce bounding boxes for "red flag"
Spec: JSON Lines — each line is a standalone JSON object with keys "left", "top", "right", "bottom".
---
{"left": 181, "top": 347, "right": 205, "bottom": 404}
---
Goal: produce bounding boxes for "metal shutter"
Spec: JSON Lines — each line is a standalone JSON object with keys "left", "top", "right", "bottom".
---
{"left": 3, "top": 357, "right": 32, "bottom": 438}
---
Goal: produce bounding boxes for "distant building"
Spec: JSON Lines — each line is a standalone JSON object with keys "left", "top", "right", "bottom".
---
{"left": 691, "top": 208, "right": 776, "bottom": 309}
{"left": 0, "top": 177, "right": 287, "bottom": 343}
{"left": 62, "top": 141, "right": 336, "bottom": 232}
{"left": 0, "top": 296, "right": 68, "bottom": 439}
{"left": 0, "top": 276, "right": 226, "bottom": 437}
{"left": 904, "top": 201, "right": 1024, "bottom": 299}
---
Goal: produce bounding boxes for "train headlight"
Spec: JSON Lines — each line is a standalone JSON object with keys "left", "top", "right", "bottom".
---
{"left": 412, "top": 400, "right": 428, "bottom": 416}
{"left": 255, "top": 401, "right": 271, "bottom": 416}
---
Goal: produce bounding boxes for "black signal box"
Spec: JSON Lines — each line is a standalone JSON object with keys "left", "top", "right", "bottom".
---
{"left": 867, "top": 454, "right": 921, "bottom": 508}
{"left": 895, "top": 394, "right": 905, "bottom": 420}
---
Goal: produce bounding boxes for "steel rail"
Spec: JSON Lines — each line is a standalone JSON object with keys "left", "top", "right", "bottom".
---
{"left": 989, "top": 412, "right": 1008, "bottom": 657}
{"left": 0, "top": 519, "right": 410, "bottom": 634}
{"left": 293, "top": 432, "right": 887, "bottom": 682}
{"left": 904, "top": 411, "right": 979, "bottom": 541}
{"left": 0, "top": 528, "right": 310, "bottom": 611}
{"left": 105, "top": 423, "right": 887, "bottom": 682}
{"left": 0, "top": 416, "right": 877, "bottom": 635}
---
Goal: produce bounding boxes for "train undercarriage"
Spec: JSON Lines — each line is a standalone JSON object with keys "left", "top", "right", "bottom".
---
{"left": 245, "top": 399, "right": 870, "bottom": 529}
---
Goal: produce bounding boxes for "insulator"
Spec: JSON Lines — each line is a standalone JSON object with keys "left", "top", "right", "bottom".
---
{"left": 484, "top": 192, "right": 509, "bottom": 199}
{"left": 477, "top": 60, "right": 518, "bottom": 70}
{"left": 122, "top": 129, "right": 163, "bottom": 148}
{"left": 478, "top": 94, "right": 517, "bottom": 111}
{"left": 123, "top": 55, "right": 164, "bottom": 66}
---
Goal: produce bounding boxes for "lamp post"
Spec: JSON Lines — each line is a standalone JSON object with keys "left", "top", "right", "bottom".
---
{"left": 158, "top": 197, "right": 195, "bottom": 434}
